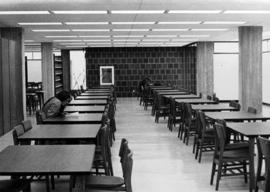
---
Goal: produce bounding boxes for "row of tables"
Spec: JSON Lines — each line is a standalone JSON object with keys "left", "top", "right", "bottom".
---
{"left": 0, "top": 88, "right": 113, "bottom": 192}
{"left": 150, "top": 85, "right": 270, "bottom": 192}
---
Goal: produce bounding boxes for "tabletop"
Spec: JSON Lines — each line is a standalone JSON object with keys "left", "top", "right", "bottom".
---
{"left": 205, "top": 111, "right": 270, "bottom": 121}
{"left": 163, "top": 94, "right": 200, "bottom": 99}
{"left": 226, "top": 122, "right": 270, "bottom": 137}
{"left": 175, "top": 98, "right": 216, "bottom": 104}
{"left": 80, "top": 92, "right": 110, "bottom": 96}
{"left": 0, "top": 145, "right": 95, "bottom": 175}
{"left": 192, "top": 103, "right": 237, "bottom": 111}
{"left": 157, "top": 91, "right": 188, "bottom": 95}
{"left": 18, "top": 124, "right": 100, "bottom": 141}
{"left": 43, "top": 113, "right": 102, "bottom": 124}
{"left": 75, "top": 95, "right": 109, "bottom": 100}
{"left": 68, "top": 99, "right": 107, "bottom": 106}
{"left": 64, "top": 105, "right": 105, "bottom": 113}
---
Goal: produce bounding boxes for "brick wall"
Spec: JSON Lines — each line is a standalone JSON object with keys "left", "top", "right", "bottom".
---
{"left": 86, "top": 46, "right": 196, "bottom": 97}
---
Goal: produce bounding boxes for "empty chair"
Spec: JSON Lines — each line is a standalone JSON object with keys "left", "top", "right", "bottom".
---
{"left": 167, "top": 97, "right": 181, "bottom": 132}
{"left": 154, "top": 94, "right": 170, "bottom": 123}
{"left": 210, "top": 122, "right": 250, "bottom": 191}
{"left": 36, "top": 110, "right": 46, "bottom": 124}
{"left": 247, "top": 106, "right": 257, "bottom": 114}
{"left": 256, "top": 137, "right": 270, "bottom": 192}
{"left": 182, "top": 103, "right": 197, "bottom": 145}
{"left": 21, "top": 120, "right": 32, "bottom": 132}
{"left": 0, "top": 179, "right": 31, "bottom": 192}
{"left": 229, "top": 101, "right": 241, "bottom": 111}
{"left": 12, "top": 124, "right": 26, "bottom": 145}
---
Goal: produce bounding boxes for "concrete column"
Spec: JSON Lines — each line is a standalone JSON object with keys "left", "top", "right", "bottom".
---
{"left": 61, "top": 49, "right": 71, "bottom": 91}
{"left": 196, "top": 42, "right": 214, "bottom": 98}
{"left": 0, "top": 27, "right": 24, "bottom": 135}
{"left": 41, "top": 42, "right": 54, "bottom": 102}
{"left": 239, "top": 26, "right": 262, "bottom": 112}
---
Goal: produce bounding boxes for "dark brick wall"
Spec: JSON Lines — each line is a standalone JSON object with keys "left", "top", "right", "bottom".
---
{"left": 86, "top": 46, "right": 196, "bottom": 97}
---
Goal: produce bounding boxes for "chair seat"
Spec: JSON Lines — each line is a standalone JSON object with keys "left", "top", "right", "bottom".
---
{"left": 216, "top": 149, "right": 249, "bottom": 160}
{"left": 0, "top": 179, "right": 30, "bottom": 192}
{"left": 86, "top": 175, "right": 124, "bottom": 188}
{"left": 225, "top": 142, "right": 249, "bottom": 150}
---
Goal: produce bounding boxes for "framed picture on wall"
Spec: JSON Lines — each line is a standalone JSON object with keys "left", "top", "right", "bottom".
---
{"left": 100, "top": 66, "right": 114, "bottom": 85}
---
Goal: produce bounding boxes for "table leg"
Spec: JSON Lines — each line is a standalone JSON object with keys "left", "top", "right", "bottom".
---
{"left": 72, "top": 175, "right": 86, "bottom": 192}
{"left": 249, "top": 137, "right": 255, "bottom": 192}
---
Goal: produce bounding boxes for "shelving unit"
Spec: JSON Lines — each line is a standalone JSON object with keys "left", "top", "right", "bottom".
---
{"left": 54, "top": 55, "right": 64, "bottom": 95}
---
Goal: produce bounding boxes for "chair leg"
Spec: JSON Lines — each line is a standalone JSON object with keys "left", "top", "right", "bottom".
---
{"left": 210, "top": 162, "right": 216, "bottom": 185}
{"left": 51, "top": 175, "right": 55, "bottom": 190}
{"left": 45, "top": 175, "right": 51, "bottom": 192}
{"left": 243, "top": 161, "right": 248, "bottom": 183}
{"left": 215, "top": 162, "right": 223, "bottom": 191}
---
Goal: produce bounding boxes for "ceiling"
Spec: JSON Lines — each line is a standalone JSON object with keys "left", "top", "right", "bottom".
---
{"left": 1, "top": 0, "right": 270, "bottom": 50}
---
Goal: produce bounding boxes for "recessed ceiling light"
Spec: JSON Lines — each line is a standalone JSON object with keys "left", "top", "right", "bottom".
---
{"left": 24, "top": 40, "right": 35, "bottom": 42}
{"left": 80, "top": 35, "right": 110, "bottom": 38}
{"left": 59, "top": 43, "right": 86, "bottom": 45}
{"left": 72, "top": 29, "right": 110, "bottom": 32}
{"left": 113, "top": 35, "right": 144, "bottom": 38}
{"left": 65, "top": 22, "right": 109, "bottom": 25}
{"left": 32, "top": 29, "right": 70, "bottom": 32}
{"left": 224, "top": 10, "right": 270, "bottom": 14}
{"left": 172, "top": 39, "right": 198, "bottom": 41}
{"left": 52, "top": 10, "right": 107, "bottom": 14}
{"left": 87, "top": 42, "right": 112, "bottom": 45}
{"left": 0, "top": 11, "right": 50, "bottom": 15}
{"left": 158, "top": 21, "right": 201, "bottom": 24}
{"left": 152, "top": 28, "right": 188, "bottom": 31}
{"left": 112, "top": 22, "right": 155, "bottom": 24}
{"left": 168, "top": 10, "right": 222, "bottom": 14}
{"left": 203, "top": 21, "right": 246, "bottom": 24}
{"left": 113, "top": 42, "right": 138, "bottom": 44}
{"left": 191, "top": 28, "right": 228, "bottom": 31}
{"left": 45, "top": 36, "right": 77, "bottom": 38}
{"left": 53, "top": 40, "right": 82, "bottom": 42}
{"left": 143, "top": 39, "right": 169, "bottom": 41}
{"left": 147, "top": 35, "right": 177, "bottom": 37}
{"left": 113, "top": 29, "right": 149, "bottom": 31}
{"left": 180, "top": 35, "right": 210, "bottom": 38}
{"left": 18, "top": 22, "right": 62, "bottom": 25}
{"left": 111, "top": 10, "right": 165, "bottom": 14}
{"left": 113, "top": 39, "right": 140, "bottom": 41}
{"left": 65, "top": 45, "right": 87, "bottom": 48}
{"left": 84, "top": 39, "right": 111, "bottom": 42}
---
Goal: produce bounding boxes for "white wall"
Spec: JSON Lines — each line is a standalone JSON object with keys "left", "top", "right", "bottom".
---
{"left": 70, "top": 51, "right": 86, "bottom": 89}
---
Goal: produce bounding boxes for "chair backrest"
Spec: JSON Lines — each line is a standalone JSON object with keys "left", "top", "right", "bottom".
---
{"left": 229, "top": 101, "right": 241, "bottom": 111}
{"left": 213, "top": 122, "right": 226, "bottom": 157}
{"left": 258, "top": 137, "right": 270, "bottom": 192}
{"left": 119, "top": 138, "right": 128, "bottom": 160}
{"left": 21, "top": 120, "right": 32, "bottom": 132}
{"left": 207, "top": 95, "right": 212, "bottom": 100}
{"left": 197, "top": 111, "right": 209, "bottom": 138}
{"left": 247, "top": 107, "right": 257, "bottom": 114}
{"left": 36, "top": 110, "right": 45, "bottom": 124}
{"left": 12, "top": 124, "right": 25, "bottom": 145}
{"left": 122, "top": 148, "right": 133, "bottom": 192}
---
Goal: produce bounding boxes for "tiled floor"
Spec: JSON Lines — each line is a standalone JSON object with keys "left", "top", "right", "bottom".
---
{"left": 0, "top": 98, "right": 267, "bottom": 191}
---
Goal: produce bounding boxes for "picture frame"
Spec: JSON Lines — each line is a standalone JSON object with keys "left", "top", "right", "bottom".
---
{"left": 100, "top": 66, "right": 114, "bottom": 85}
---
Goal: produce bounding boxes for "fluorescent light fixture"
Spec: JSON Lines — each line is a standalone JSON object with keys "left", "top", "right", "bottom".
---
{"left": 45, "top": 36, "right": 77, "bottom": 38}
{"left": 203, "top": 21, "right": 246, "bottom": 24}
{"left": 32, "top": 29, "right": 70, "bottom": 32}
{"left": 80, "top": 35, "right": 110, "bottom": 38}
{"left": 112, "top": 22, "right": 155, "bottom": 24}
{"left": 83, "top": 39, "right": 111, "bottom": 42}
{"left": 158, "top": 21, "right": 201, "bottom": 24}
{"left": 65, "top": 45, "right": 87, "bottom": 47}
{"left": 147, "top": 35, "right": 177, "bottom": 37}
{"left": 113, "top": 29, "right": 149, "bottom": 31}
{"left": 18, "top": 22, "right": 62, "bottom": 25}
{"left": 172, "top": 39, "right": 198, "bottom": 42}
{"left": 111, "top": 10, "right": 164, "bottom": 14}
{"left": 24, "top": 40, "right": 35, "bottom": 42}
{"left": 152, "top": 28, "right": 188, "bottom": 31}
{"left": 180, "top": 35, "right": 210, "bottom": 38}
{"left": 113, "top": 43, "right": 138, "bottom": 44}
{"left": 168, "top": 10, "right": 222, "bottom": 14}
{"left": 0, "top": 11, "right": 50, "bottom": 15}
{"left": 65, "top": 22, "right": 109, "bottom": 25}
{"left": 113, "top": 39, "right": 140, "bottom": 41}
{"left": 87, "top": 42, "right": 112, "bottom": 45}
{"left": 72, "top": 29, "right": 110, "bottom": 32}
{"left": 142, "top": 39, "right": 169, "bottom": 41}
{"left": 113, "top": 35, "right": 144, "bottom": 38}
{"left": 52, "top": 10, "right": 107, "bottom": 14}
{"left": 224, "top": 10, "right": 270, "bottom": 14}
{"left": 53, "top": 39, "right": 82, "bottom": 42}
{"left": 60, "top": 43, "right": 86, "bottom": 45}
{"left": 191, "top": 28, "right": 228, "bottom": 31}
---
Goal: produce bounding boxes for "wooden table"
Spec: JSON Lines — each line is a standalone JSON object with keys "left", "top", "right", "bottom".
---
{"left": 163, "top": 94, "right": 200, "bottom": 99}
{"left": 226, "top": 122, "right": 270, "bottom": 192}
{"left": 175, "top": 98, "right": 216, "bottom": 104}
{"left": 156, "top": 91, "right": 188, "bottom": 95}
{"left": 68, "top": 99, "right": 107, "bottom": 106}
{"left": 64, "top": 106, "right": 105, "bottom": 113}
{"left": 192, "top": 103, "right": 237, "bottom": 112}
{"left": 0, "top": 145, "right": 95, "bottom": 192}
{"left": 18, "top": 124, "right": 100, "bottom": 143}
{"left": 80, "top": 92, "right": 110, "bottom": 96}
{"left": 43, "top": 113, "right": 102, "bottom": 124}
{"left": 75, "top": 95, "right": 108, "bottom": 100}
{"left": 205, "top": 111, "right": 270, "bottom": 122}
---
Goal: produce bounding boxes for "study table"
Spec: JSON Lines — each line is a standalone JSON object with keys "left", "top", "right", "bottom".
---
{"left": 18, "top": 124, "right": 100, "bottom": 143}
{"left": 43, "top": 113, "right": 102, "bottom": 124}
{"left": 85, "top": 90, "right": 110, "bottom": 94}
{"left": 68, "top": 99, "right": 107, "bottom": 106}
{"left": 75, "top": 95, "right": 109, "bottom": 100}
{"left": 156, "top": 91, "right": 188, "bottom": 95}
{"left": 226, "top": 122, "right": 270, "bottom": 192}
{"left": 64, "top": 105, "right": 105, "bottom": 113}
{"left": 86, "top": 89, "right": 110, "bottom": 92}
{"left": 192, "top": 103, "right": 237, "bottom": 112}
{"left": 175, "top": 98, "right": 216, "bottom": 105}
{"left": 80, "top": 92, "right": 110, "bottom": 96}
{"left": 0, "top": 145, "right": 95, "bottom": 192}
{"left": 163, "top": 94, "right": 200, "bottom": 99}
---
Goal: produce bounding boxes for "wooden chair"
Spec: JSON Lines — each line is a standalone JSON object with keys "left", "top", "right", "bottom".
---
{"left": 177, "top": 102, "right": 186, "bottom": 139}
{"left": 167, "top": 97, "right": 181, "bottom": 131}
{"left": 182, "top": 103, "right": 197, "bottom": 145}
{"left": 193, "top": 111, "right": 215, "bottom": 163}
{"left": 210, "top": 122, "right": 250, "bottom": 191}
{"left": 256, "top": 137, "right": 270, "bottom": 192}
{"left": 229, "top": 101, "right": 241, "bottom": 111}
{"left": 154, "top": 94, "right": 169, "bottom": 123}
{"left": 247, "top": 106, "right": 257, "bottom": 114}
{"left": 21, "top": 120, "right": 32, "bottom": 132}
{"left": 36, "top": 110, "right": 45, "bottom": 124}
{"left": 12, "top": 124, "right": 26, "bottom": 145}
{"left": 0, "top": 179, "right": 31, "bottom": 192}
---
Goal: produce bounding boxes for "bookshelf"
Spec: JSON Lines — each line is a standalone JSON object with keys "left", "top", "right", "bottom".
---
{"left": 54, "top": 55, "right": 64, "bottom": 95}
